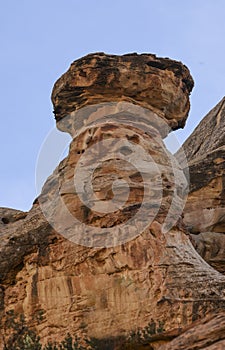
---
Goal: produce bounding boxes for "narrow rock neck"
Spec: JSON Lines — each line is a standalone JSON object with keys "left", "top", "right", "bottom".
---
{"left": 39, "top": 101, "right": 188, "bottom": 247}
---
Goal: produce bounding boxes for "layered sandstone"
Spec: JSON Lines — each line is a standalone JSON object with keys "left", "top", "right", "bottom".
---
{"left": 177, "top": 96, "right": 225, "bottom": 274}
{"left": 52, "top": 52, "right": 194, "bottom": 131}
{"left": 0, "top": 53, "right": 225, "bottom": 350}
{"left": 159, "top": 312, "right": 225, "bottom": 350}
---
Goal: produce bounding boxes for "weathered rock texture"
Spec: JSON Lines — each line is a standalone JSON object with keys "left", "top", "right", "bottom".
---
{"left": 177, "top": 96, "right": 225, "bottom": 274}
{"left": 52, "top": 52, "right": 194, "bottom": 131}
{"left": 0, "top": 53, "right": 225, "bottom": 349}
{"left": 159, "top": 312, "right": 225, "bottom": 350}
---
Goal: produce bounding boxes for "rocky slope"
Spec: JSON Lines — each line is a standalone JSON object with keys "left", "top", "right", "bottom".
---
{"left": 176, "top": 96, "right": 225, "bottom": 274}
{"left": 159, "top": 312, "right": 225, "bottom": 350}
{"left": 0, "top": 53, "right": 225, "bottom": 349}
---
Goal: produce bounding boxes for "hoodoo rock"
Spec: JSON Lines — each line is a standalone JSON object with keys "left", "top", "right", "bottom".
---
{"left": 0, "top": 53, "right": 225, "bottom": 349}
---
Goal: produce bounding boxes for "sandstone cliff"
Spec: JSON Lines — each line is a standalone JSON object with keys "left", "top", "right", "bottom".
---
{"left": 176, "top": 96, "right": 225, "bottom": 274}
{"left": 0, "top": 53, "right": 225, "bottom": 350}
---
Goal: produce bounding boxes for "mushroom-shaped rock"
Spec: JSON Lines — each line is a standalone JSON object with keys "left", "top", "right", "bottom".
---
{"left": 1, "top": 53, "right": 225, "bottom": 350}
{"left": 52, "top": 52, "right": 194, "bottom": 132}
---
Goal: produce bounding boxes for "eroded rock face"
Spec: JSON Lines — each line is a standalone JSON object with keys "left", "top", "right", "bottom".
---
{"left": 177, "top": 97, "right": 225, "bottom": 274}
{"left": 177, "top": 96, "right": 225, "bottom": 162}
{"left": 0, "top": 53, "right": 224, "bottom": 349}
{"left": 159, "top": 312, "right": 225, "bottom": 350}
{"left": 51, "top": 52, "right": 194, "bottom": 131}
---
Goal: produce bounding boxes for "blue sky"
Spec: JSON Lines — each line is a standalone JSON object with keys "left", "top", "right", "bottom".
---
{"left": 1, "top": 0, "right": 225, "bottom": 211}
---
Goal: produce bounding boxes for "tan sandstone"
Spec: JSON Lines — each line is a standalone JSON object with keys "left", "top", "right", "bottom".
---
{"left": 0, "top": 53, "right": 225, "bottom": 350}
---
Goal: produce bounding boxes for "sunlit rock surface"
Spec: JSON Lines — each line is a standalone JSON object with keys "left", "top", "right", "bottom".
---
{"left": 0, "top": 53, "right": 225, "bottom": 349}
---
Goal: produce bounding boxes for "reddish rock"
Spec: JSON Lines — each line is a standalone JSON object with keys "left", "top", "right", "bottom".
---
{"left": 52, "top": 52, "right": 194, "bottom": 131}
{"left": 1, "top": 53, "right": 225, "bottom": 350}
{"left": 159, "top": 312, "right": 225, "bottom": 350}
{"left": 177, "top": 96, "right": 225, "bottom": 274}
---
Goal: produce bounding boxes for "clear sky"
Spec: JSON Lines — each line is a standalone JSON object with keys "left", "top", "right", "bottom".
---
{"left": 1, "top": 0, "right": 225, "bottom": 211}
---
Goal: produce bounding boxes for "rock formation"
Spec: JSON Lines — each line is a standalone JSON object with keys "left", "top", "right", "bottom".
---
{"left": 0, "top": 53, "right": 225, "bottom": 350}
{"left": 52, "top": 52, "right": 193, "bottom": 130}
{"left": 176, "top": 96, "right": 225, "bottom": 274}
{"left": 159, "top": 311, "right": 225, "bottom": 350}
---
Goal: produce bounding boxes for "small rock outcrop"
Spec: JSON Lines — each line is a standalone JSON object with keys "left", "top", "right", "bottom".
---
{"left": 0, "top": 53, "right": 225, "bottom": 349}
{"left": 159, "top": 312, "right": 225, "bottom": 350}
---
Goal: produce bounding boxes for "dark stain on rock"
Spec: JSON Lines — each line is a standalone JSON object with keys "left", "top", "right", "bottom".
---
{"left": 100, "top": 291, "right": 108, "bottom": 308}
{"left": 127, "top": 134, "right": 140, "bottom": 144}
{"left": 31, "top": 271, "right": 38, "bottom": 299}
{"left": 1, "top": 217, "right": 9, "bottom": 224}
{"left": 67, "top": 277, "right": 73, "bottom": 297}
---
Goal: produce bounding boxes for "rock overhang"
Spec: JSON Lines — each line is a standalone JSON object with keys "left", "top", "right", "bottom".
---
{"left": 51, "top": 52, "right": 194, "bottom": 133}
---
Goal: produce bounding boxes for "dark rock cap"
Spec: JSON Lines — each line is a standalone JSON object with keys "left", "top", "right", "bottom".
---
{"left": 51, "top": 52, "right": 194, "bottom": 130}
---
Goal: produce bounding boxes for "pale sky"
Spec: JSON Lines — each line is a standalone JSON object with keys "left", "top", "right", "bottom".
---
{"left": 1, "top": 0, "right": 225, "bottom": 211}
